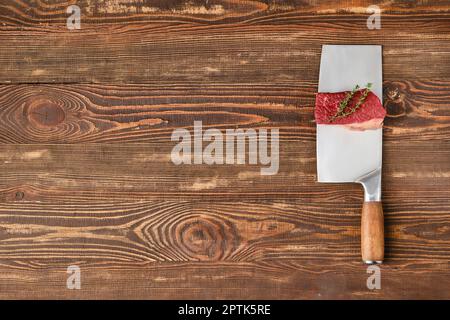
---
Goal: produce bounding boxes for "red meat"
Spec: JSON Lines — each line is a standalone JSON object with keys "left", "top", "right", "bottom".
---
{"left": 315, "top": 90, "right": 386, "bottom": 126}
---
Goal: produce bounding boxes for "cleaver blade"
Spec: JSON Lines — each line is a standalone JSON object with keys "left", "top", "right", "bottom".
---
{"left": 316, "top": 45, "right": 384, "bottom": 264}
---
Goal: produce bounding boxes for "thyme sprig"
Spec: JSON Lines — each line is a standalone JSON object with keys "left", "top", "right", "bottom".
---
{"left": 329, "top": 83, "right": 372, "bottom": 122}
{"left": 336, "top": 85, "right": 359, "bottom": 119}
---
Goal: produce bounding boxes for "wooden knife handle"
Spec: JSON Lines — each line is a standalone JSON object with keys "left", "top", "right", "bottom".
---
{"left": 361, "top": 201, "right": 384, "bottom": 264}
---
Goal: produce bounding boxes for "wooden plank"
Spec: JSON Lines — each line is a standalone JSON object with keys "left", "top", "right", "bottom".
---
{"left": 0, "top": 17, "right": 450, "bottom": 83}
{"left": 0, "top": 199, "right": 448, "bottom": 299}
{"left": 0, "top": 140, "right": 449, "bottom": 201}
{"left": 0, "top": 264, "right": 448, "bottom": 299}
{"left": 0, "top": 199, "right": 448, "bottom": 263}
{"left": 0, "top": 81, "right": 449, "bottom": 144}
{"left": 2, "top": 0, "right": 450, "bottom": 27}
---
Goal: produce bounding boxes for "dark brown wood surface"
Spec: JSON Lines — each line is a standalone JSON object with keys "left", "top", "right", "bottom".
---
{"left": 0, "top": 0, "right": 449, "bottom": 299}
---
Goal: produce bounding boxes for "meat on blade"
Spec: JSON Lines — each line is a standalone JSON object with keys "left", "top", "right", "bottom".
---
{"left": 315, "top": 90, "right": 386, "bottom": 130}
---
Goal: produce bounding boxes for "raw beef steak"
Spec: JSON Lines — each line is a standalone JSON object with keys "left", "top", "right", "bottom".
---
{"left": 315, "top": 90, "right": 386, "bottom": 129}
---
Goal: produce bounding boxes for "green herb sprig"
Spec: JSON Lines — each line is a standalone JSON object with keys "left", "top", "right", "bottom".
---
{"left": 329, "top": 83, "right": 372, "bottom": 122}
{"left": 329, "top": 85, "right": 359, "bottom": 122}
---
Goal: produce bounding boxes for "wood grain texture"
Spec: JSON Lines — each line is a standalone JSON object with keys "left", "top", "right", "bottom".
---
{"left": 0, "top": 141, "right": 449, "bottom": 201}
{"left": 1, "top": 4, "right": 450, "bottom": 83}
{"left": 361, "top": 202, "right": 384, "bottom": 263}
{"left": 1, "top": 23, "right": 449, "bottom": 83}
{"left": 0, "top": 0, "right": 449, "bottom": 300}
{"left": 1, "top": 264, "right": 448, "bottom": 299}
{"left": 0, "top": 80, "right": 448, "bottom": 143}
{"left": 0, "top": 199, "right": 449, "bottom": 299}
{"left": 2, "top": 0, "right": 450, "bottom": 27}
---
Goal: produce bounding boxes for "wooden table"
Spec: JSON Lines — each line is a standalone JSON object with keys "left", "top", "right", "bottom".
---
{"left": 0, "top": 0, "right": 449, "bottom": 299}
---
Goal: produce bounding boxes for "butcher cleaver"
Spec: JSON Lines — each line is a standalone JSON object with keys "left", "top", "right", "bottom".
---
{"left": 317, "top": 45, "right": 384, "bottom": 264}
